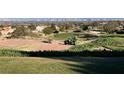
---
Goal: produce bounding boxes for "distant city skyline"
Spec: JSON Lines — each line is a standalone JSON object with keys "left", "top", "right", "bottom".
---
{"left": 0, "top": 18, "right": 124, "bottom": 22}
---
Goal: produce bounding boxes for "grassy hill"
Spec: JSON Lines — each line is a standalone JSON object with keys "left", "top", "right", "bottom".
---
{"left": 0, "top": 57, "right": 123, "bottom": 74}
{"left": 69, "top": 34, "right": 124, "bottom": 51}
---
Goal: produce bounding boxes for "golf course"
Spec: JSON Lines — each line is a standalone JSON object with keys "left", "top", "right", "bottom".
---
{"left": 0, "top": 33, "right": 123, "bottom": 74}
{"left": 0, "top": 19, "right": 124, "bottom": 74}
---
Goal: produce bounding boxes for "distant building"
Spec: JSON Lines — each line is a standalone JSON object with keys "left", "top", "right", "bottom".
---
{"left": 36, "top": 25, "right": 48, "bottom": 31}
{"left": 55, "top": 25, "right": 60, "bottom": 31}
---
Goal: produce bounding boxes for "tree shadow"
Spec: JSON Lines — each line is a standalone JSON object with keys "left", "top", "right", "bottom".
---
{"left": 2, "top": 49, "right": 124, "bottom": 74}
{"left": 27, "top": 50, "right": 124, "bottom": 57}
{"left": 102, "top": 35, "right": 124, "bottom": 38}
{"left": 50, "top": 57, "right": 124, "bottom": 74}
{"left": 25, "top": 50, "right": 124, "bottom": 74}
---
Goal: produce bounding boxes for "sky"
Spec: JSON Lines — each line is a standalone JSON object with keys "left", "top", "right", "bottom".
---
{"left": 0, "top": 18, "right": 124, "bottom": 22}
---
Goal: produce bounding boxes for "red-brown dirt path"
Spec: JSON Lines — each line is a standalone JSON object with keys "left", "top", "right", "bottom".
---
{"left": 0, "top": 39, "right": 72, "bottom": 51}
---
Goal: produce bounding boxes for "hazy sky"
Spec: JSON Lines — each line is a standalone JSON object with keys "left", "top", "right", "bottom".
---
{"left": 0, "top": 18, "right": 124, "bottom": 22}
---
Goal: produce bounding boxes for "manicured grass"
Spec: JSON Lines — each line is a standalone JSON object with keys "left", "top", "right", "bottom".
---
{"left": 0, "top": 57, "right": 124, "bottom": 74}
{"left": 70, "top": 35, "right": 124, "bottom": 51}
{"left": 0, "top": 57, "right": 76, "bottom": 74}
{"left": 15, "top": 45, "right": 38, "bottom": 51}
{"left": 54, "top": 33, "right": 82, "bottom": 40}
{"left": 0, "top": 45, "right": 38, "bottom": 51}
{"left": 54, "top": 32, "right": 99, "bottom": 40}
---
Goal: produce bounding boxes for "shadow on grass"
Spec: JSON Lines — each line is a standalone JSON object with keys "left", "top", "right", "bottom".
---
{"left": 1, "top": 49, "right": 124, "bottom": 74}
{"left": 1, "top": 49, "right": 124, "bottom": 57}
{"left": 27, "top": 50, "right": 124, "bottom": 57}
{"left": 49, "top": 57, "right": 124, "bottom": 74}
{"left": 102, "top": 35, "right": 124, "bottom": 38}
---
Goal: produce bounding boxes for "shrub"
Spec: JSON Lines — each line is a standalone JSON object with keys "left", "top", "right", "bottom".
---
{"left": 116, "top": 30, "right": 124, "bottom": 34}
{"left": 0, "top": 49, "right": 28, "bottom": 57}
{"left": 80, "top": 25, "right": 88, "bottom": 30}
{"left": 0, "top": 32, "right": 2, "bottom": 36}
{"left": 0, "top": 49, "right": 123, "bottom": 57}
{"left": 10, "top": 26, "right": 29, "bottom": 38}
{"left": 42, "top": 27, "right": 56, "bottom": 35}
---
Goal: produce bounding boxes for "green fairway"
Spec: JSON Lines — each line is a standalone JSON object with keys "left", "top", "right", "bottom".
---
{"left": 0, "top": 57, "right": 124, "bottom": 74}
{"left": 70, "top": 34, "right": 124, "bottom": 51}
{"left": 54, "top": 33, "right": 84, "bottom": 40}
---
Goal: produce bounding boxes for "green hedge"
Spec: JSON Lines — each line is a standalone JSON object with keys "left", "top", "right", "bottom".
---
{"left": 0, "top": 49, "right": 28, "bottom": 57}
{"left": 0, "top": 49, "right": 123, "bottom": 57}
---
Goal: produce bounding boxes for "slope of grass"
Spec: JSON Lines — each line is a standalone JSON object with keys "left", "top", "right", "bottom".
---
{"left": 54, "top": 33, "right": 82, "bottom": 40}
{"left": 0, "top": 57, "right": 124, "bottom": 74}
{"left": 70, "top": 36, "right": 124, "bottom": 51}
{"left": 0, "top": 57, "right": 76, "bottom": 74}
{"left": 15, "top": 45, "right": 38, "bottom": 51}
{"left": 0, "top": 45, "right": 38, "bottom": 51}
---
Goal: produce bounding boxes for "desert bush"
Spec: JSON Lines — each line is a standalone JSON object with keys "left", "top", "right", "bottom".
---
{"left": 83, "top": 34, "right": 98, "bottom": 38}
{"left": 80, "top": 25, "right": 88, "bottom": 30}
{"left": 10, "top": 25, "right": 40, "bottom": 38}
{"left": 0, "top": 32, "right": 2, "bottom": 36}
{"left": 116, "top": 30, "right": 124, "bottom": 34}
{"left": 28, "top": 24, "right": 36, "bottom": 31}
{"left": 42, "top": 27, "right": 56, "bottom": 35}
{"left": 10, "top": 26, "right": 29, "bottom": 38}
